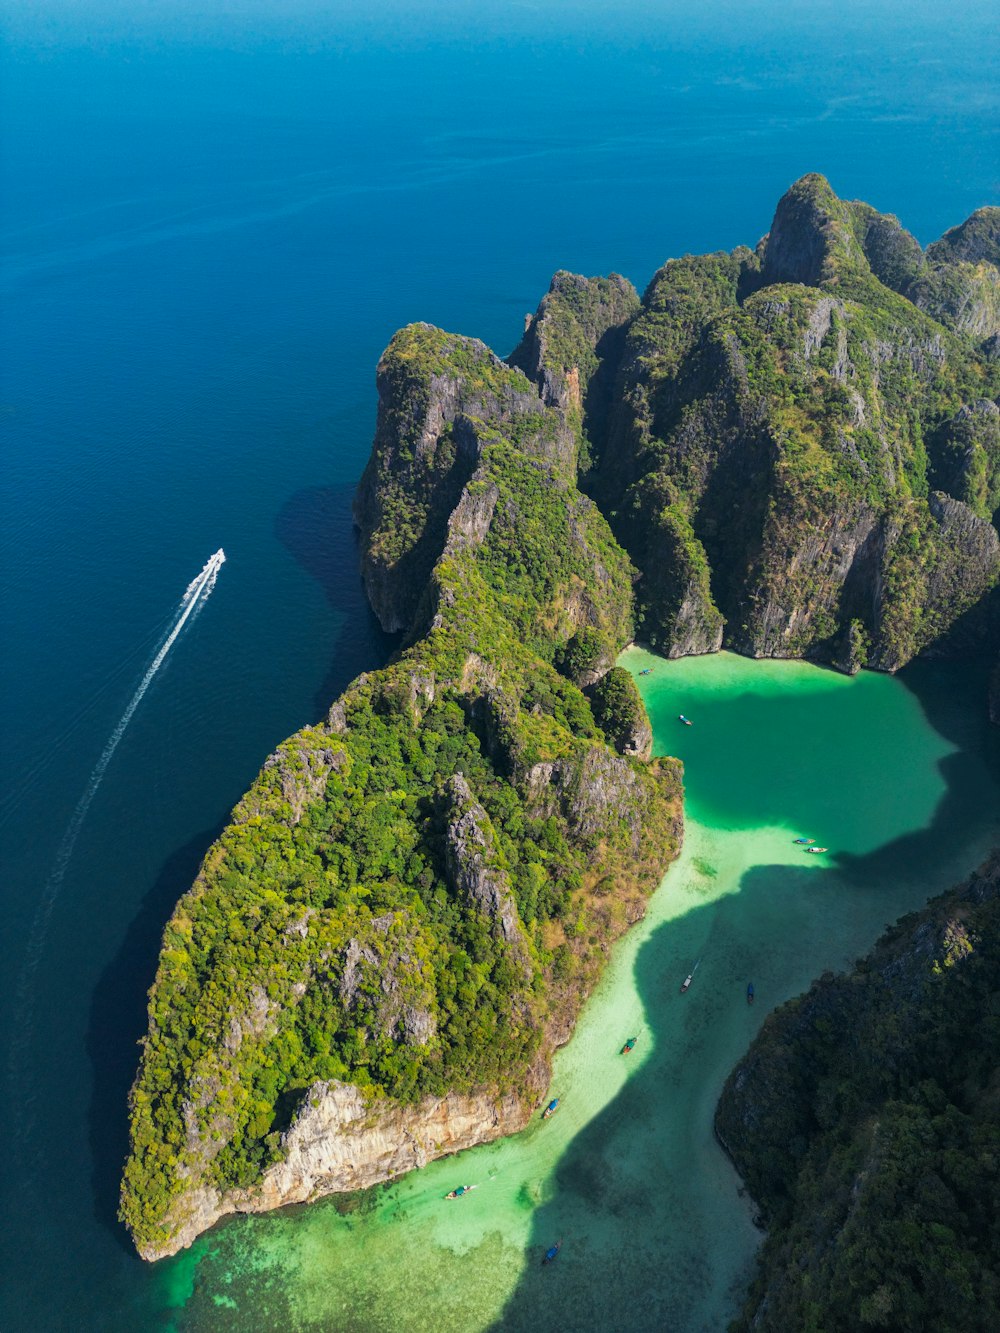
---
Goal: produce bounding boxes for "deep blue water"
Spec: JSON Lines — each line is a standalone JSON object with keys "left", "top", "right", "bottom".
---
{"left": 1, "top": 2, "right": 998, "bottom": 1328}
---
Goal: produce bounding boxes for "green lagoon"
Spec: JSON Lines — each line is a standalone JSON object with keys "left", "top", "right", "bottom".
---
{"left": 171, "top": 652, "right": 1000, "bottom": 1332}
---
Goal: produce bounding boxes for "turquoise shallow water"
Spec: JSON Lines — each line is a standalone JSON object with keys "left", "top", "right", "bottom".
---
{"left": 166, "top": 651, "right": 1000, "bottom": 1332}
{"left": 2, "top": 3, "right": 999, "bottom": 1329}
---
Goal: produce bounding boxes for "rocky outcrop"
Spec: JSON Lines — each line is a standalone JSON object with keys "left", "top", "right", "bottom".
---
{"left": 926, "top": 207, "right": 1000, "bottom": 269}
{"left": 444, "top": 773, "right": 521, "bottom": 943}
{"left": 591, "top": 177, "right": 1000, "bottom": 669}
{"left": 353, "top": 325, "right": 573, "bottom": 633}
{"left": 716, "top": 852, "right": 1000, "bottom": 1332}
{"left": 760, "top": 173, "right": 864, "bottom": 287}
{"left": 338, "top": 912, "right": 437, "bottom": 1046}
{"left": 258, "top": 738, "right": 346, "bottom": 825}
{"left": 527, "top": 745, "right": 657, "bottom": 853}
{"left": 509, "top": 270, "right": 640, "bottom": 471}
{"left": 139, "top": 1076, "right": 539, "bottom": 1262}
{"left": 930, "top": 399, "right": 1000, "bottom": 519}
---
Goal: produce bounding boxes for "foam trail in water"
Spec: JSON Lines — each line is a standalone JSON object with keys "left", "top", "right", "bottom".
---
{"left": 9, "top": 550, "right": 225, "bottom": 1133}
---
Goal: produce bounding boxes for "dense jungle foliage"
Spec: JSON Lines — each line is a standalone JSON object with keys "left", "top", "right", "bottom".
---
{"left": 125, "top": 175, "right": 999, "bottom": 1264}
{"left": 718, "top": 855, "right": 1000, "bottom": 1333}
{"left": 121, "top": 323, "right": 680, "bottom": 1256}
{"left": 589, "top": 174, "right": 1000, "bottom": 666}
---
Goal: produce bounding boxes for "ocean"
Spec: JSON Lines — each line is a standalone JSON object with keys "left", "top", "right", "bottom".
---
{"left": 2, "top": 2, "right": 998, "bottom": 1328}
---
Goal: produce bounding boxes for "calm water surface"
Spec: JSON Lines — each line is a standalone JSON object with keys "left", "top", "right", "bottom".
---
{"left": 2, "top": 3, "right": 998, "bottom": 1330}
{"left": 173, "top": 652, "right": 1000, "bottom": 1332}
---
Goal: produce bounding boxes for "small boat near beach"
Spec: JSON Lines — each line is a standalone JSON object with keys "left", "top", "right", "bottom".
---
{"left": 678, "top": 714, "right": 693, "bottom": 726}
{"left": 445, "top": 1184, "right": 476, "bottom": 1200}
{"left": 542, "top": 1098, "right": 560, "bottom": 1120}
{"left": 793, "top": 838, "right": 815, "bottom": 845}
{"left": 621, "top": 1036, "right": 638, "bottom": 1054}
{"left": 746, "top": 982, "right": 754, "bottom": 1004}
{"left": 541, "top": 1240, "right": 563, "bottom": 1266}
{"left": 804, "top": 846, "right": 828, "bottom": 854}
{"left": 639, "top": 668, "right": 652, "bottom": 676}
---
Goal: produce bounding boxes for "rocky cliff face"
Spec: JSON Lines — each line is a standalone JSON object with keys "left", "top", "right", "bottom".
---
{"left": 509, "top": 269, "right": 640, "bottom": 469}
{"left": 124, "top": 176, "right": 999, "bottom": 1265}
{"left": 353, "top": 325, "right": 575, "bottom": 634}
{"left": 590, "top": 175, "right": 1000, "bottom": 669}
{"left": 138, "top": 1076, "right": 539, "bottom": 1262}
{"left": 123, "top": 320, "right": 678, "bottom": 1262}
{"left": 716, "top": 853, "right": 1000, "bottom": 1331}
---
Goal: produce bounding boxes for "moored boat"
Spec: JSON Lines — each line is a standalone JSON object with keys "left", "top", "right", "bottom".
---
{"left": 678, "top": 714, "right": 693, "bottom": 726}
{"left": 445, "top": 1184, "right": 476, "bottom": 1200}
{"left": 621, "top": 1036, "right": 638, "bottom": 1054}
{"left": 680, "top": 958, "right": 700, "bottom": 993}
{"left": 793, "top": 838, "right": 815, "bottom": 845}
{"left": 805, "top": 846, "right": 828, "bottom": 854}
{"left": 746, "top": 982, "right": 754, "bottom": 1004}
{"left": 542, "top": 1098, "right": 559, "bottom": 1120}
{"left": 542, "top": 1240, "right": 563, "bottom": 1266}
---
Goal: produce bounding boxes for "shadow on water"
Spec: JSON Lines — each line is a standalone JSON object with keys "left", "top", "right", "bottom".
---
{"left": 86, "top": 825, "right": 224, "bottom": 1250}
{"left": 274, "top": 483, "right": 398, "bottom": 718}
{"left": 493, "top": 667, "right": 1000, "bottom": 1333}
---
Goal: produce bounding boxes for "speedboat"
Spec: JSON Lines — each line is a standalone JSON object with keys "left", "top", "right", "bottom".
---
{"left": 678, "top": 714, "right": 693, "bottom": 726}
{"left": 747, "top": 982, "right": 754, "bottom": 1004}
{"left": 445, "top": 1184, "right": 476, "bottom": 1200}
{"left": 680, "top": 973, "right": 693, "bottom": 993}
{"left": 542, "top": 1098, "right": 559, "bottom": 1120}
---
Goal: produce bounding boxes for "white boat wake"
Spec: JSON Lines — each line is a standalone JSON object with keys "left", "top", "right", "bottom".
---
{"left": 10, "top": 549, "right": 225, "bottom": 1133}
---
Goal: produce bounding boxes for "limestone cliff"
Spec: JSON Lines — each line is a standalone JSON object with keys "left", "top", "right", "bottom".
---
{"left": 137, "top": 1077, "right": 539, "bottom": 1262}
{"left": 124, "top": 175, "right": 999, "bottom": 1264}
{"left": 716, "top": 853, "right": 1000, "bottom": 1331}
{"left": 590, "top": 175, "right": 1000, "bottom": 669}
{"left": 122, "top": 324, "right": 680, "bottom": 1262}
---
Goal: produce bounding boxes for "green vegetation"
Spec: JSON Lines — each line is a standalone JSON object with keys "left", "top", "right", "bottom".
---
{"left": 718, "top": 855, "right": 1000, "bottom": 1332}
{"left": 125, "top": 177, "right": 1000, "bottom": 1261}
{"left": 556, "top": 626, "right": 613, "bottom": 685}
{"left": 122, "top": 323, "right": 680, "bottom": 1258}
{"left": 587, "top": 667, "right": 646, "bottom": 754}
{"left": 591, "top": 175, "right": 1000, "bottom": 667}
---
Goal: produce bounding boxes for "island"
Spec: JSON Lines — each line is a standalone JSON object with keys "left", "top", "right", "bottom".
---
{"left": 120, "top": 174, "right": 1000, "bottom": 1269}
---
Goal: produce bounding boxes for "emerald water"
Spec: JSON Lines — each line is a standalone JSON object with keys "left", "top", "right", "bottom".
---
{"left": 169, "top": 651, "right": 1000, "bottom": 1332}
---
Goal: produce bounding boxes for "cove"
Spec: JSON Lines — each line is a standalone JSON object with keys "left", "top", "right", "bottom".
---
{"left": 168, "top": 652, "right": 1000, "bottom": 1332}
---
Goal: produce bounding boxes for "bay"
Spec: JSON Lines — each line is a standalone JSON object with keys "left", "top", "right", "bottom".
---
{"left": 171, "top": 652, "right": 1000, "bottom": 1331}
{"left": 2, "top": 2, "right": 998, "bottom": 1329}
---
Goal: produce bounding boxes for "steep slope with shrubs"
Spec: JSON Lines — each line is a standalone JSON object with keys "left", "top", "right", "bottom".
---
{"left": 586, "top": 174, "right": 1000, "bottom": 668}
{"left": 716, "top": 852, "right": 1000, "bottom": 1332}
{"left": 121, "top": 323, "right": 681, "bottom": 1260}
{"left": 123, "top": 175, "right": 1000, "bottom": 1263}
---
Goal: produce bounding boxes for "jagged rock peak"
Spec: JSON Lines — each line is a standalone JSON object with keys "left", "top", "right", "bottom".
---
{"left": 761, "top": 173, "right": 864, "bottom": 288}
{"left": 444, "top": 773, "right": 521, "bottom": 943}
{"left": 927, "top": 206, "right": 1000, "bottom": 269}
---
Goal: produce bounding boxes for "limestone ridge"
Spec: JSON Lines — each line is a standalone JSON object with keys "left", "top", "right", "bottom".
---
{"left": 122, "top": 322, "right": 681, "bottom": 1259}
{"left": 588, "top": 174, "right": 1000, "bottom": 670}
{"left": 716, "top": 852, "right": 1000, "bottom": 1331}
{"left": 354, "top": 326, "right": 576, "bottom": 634}
{"left": 123, "top": 175, "right": 997, "bottom": 1263}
